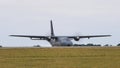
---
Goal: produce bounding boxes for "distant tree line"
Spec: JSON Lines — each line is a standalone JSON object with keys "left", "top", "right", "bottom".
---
{"left": 74, "top": 43, "right": 120, "bottom": 47}
{"left": 74, "top": 43, "right": 101, "bottom": 46}
{"left": 33, "top": 45, "right": 41, "bottom": 47}
{"left": 0, "top": 43, "right": 120, "bottom": 47}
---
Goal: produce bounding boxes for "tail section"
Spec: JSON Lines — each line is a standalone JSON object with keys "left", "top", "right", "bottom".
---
{"left": 50, "top": 20, "right": 55, "bottom": 36}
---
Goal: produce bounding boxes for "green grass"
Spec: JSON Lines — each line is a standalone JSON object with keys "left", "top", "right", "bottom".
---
{"left": 0, "top": 47, "right": 120, "bottom": 68}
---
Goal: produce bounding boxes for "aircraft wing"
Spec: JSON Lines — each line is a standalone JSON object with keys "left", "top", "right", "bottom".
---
{"left": 68, "top": 35, "right": 111, "bottom": 39}
{"left": 10, "top": 35, "right": 53, "bottom": 40}
{"left": 10, "top": 35, "right": 111, "bottom": 40}
{"left": 10, "top": 35, "right": 47, "bottom": 38}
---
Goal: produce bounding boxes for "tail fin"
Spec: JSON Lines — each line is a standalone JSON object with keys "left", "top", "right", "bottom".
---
{"left": 50, "top": 20, "right": 55, "bottom": 36}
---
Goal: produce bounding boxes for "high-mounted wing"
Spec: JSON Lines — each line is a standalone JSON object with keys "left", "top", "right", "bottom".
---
{"left": 68, "top": 35, "right": 111, "bottom": 38}
{"left": 67, "top": 35, "right": 111, "bottom": 41}
{"left": 10, "top": 35, "right": 111, "bottom": 41}
{"left": 10, "top": 35, "right": 46, "bottom": 38}
{"left": 10, "top": 35, "right": 53, "bottom": 40}
{"left": 10, "top": 35, "right": 60, "bottom": 41}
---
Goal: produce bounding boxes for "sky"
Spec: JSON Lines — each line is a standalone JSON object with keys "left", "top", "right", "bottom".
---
{"left": 0, "top": 0, "right": 120, "bottom": 47}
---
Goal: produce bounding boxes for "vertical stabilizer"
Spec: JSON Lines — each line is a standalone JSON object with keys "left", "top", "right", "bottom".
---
{"left": 50, "top": 20, "right": 55, "bottom": 36}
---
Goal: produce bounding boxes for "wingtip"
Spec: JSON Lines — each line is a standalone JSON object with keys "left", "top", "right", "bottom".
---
{"left": 9, "top": 35, "right": 20, "bottom": 37}
{"left": 9, "top": 35, "right": 13, "bottom": 36}
{"left": 9, "top": 35, "right": 15, "bottom": 36}
{"left": 104, "top": 35, "right": 112, "bottom": 37}
{"left": 108, "top": 35, "right": 112, "bottom": 36}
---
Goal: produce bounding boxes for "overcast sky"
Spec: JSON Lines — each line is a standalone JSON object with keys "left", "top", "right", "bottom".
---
{"left": 0, "top": 0, "right": 120, "bottom": 47}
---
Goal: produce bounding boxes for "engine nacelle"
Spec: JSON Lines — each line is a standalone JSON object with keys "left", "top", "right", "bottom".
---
{"left": 47, "top": 36, "right": 51, "bottom": 41}
{"left": 74, "top": 37, "right": 80, "bottom": 41}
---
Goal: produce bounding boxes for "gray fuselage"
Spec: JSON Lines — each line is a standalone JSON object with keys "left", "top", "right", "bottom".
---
{"left": 49, "top": 37, "right": 73, "bottom": 46}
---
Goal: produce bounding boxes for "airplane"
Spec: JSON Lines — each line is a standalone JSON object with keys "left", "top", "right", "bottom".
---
{"left": 10, "top": 20, "right": 111, "bottom": 46}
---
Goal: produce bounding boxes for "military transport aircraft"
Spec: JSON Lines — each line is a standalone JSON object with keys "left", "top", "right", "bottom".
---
{"left": 10, "top": 20, "right": 111, "bottom": 46}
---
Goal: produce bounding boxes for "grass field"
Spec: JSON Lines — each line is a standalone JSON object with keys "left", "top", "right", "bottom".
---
{"left": 0, "top": 47, "right": 120, "bottom": 68}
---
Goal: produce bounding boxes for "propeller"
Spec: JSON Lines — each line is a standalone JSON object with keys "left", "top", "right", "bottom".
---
{"left": 73, "top": 32, "right": 83, "bottom": 41}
